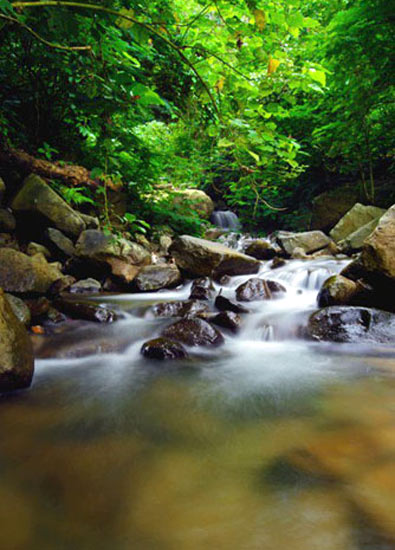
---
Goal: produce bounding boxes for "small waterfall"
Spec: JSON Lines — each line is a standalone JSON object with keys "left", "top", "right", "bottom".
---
{"left": 211, "top": 210, "right": 241, "bottom": 230}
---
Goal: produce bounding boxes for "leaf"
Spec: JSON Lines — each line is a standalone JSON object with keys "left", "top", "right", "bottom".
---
{"left": 218, "top": 138, "right": 234, "bottom": 148}
{"left": 268, "top": 57, "right": 281, "bottom": 75}
{"left": 0, "top": 0, "right": 13, "bottom": 14}
{"left": 254, "top": 9, "right": 266, "bottom": 31}
{"left": 308, "top": 69, "right": 326, "bottom": 87}
{"left": 215, "top": 77, "right": 225, "bottom": 92}
{"left": 116, "top": 8, "right": 134, "bottom": 30}
{"left": 247, "top": 149, "right": 260, "bottom": 163}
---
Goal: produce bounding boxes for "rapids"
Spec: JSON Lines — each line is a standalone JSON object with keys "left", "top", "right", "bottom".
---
{"left": 1, "top": 255, "right": 395, "bottom": 549}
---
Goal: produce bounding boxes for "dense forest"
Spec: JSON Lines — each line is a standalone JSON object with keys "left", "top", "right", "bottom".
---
{"left": 1, "top": 0, "right": 393, "bottom": 235}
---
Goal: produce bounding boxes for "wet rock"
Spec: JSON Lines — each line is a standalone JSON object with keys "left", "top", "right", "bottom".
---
{"left": 0, "top": 288, "right": 34, "bottom": 391}
{"left": 235, "top": 278, "right": 286, "bottom": 302}
{"left": 276, "top": 230, "right": 331, "bottom": 256}
{"left": 170, "top": 235, "right": 260, "bottom": 278}
{"left": 105, "top": 258, "right": 140, "bottom": 286}
{"left": 317, "top": 275, "right": 359, "bottom": 307}
{"left": 215, "top": 294, "right": 249, "bottom": 314}
{"left": 11, "top": 174, "right": 86, "bottom": 237}
{"left": 270, "top": 257, "right": 286, "bottom": 269}
{"left": 26, "top": 242, "right": 51, "bottom": 259}
{"left": 307, "top": 306, "right": 395, "bottom": 343}
{"left": 244, "top": 239, "right": 277, "bottom": 260}
{"left": 141, "top": 338, "right": 188, "bottom": 360}
{"left": 4, "top": 294, "right": 31, "bottom": 325}
{"left": 162, "top": 317, "right": 224, "bottom": 347}
{"left": 68, "top": 278, "right": 102, "bottom": 294}
{"left": 189, "top": 277, "right": 215, "bottom": 300}
{"left": 361, "top": 204, "right": 395, "bottom": 280}
{"left": 46, "top": 227, "right": 76, "bottom": 259}
{"left": 211, "top": 311, "right": 241, "bottom": 333}
{"left": 291, "top": 247, "right": 309, "bottom": 260}
{"left": 330, "top": 203, "right": 385, "bottom": 243}
{"left": 171, "top": 189, "right": 214, "bottom": 219}
{"left": 152, "top": 300, "right": 209, "bottom": 318}
{"left": 0, "top": 209, "right": 16, "bottom": 232}
{"left": 158, "top": 234, "right": 172, "bottom": 255}
{"left": 53, "top": 299, "right": 116, "bottom": 323}
{"left": 48, "top": 275, "right": 76, "bottom": 296}
{"left": 134, "top": 264, "right": 181, "bottom": 292}
{"left": 0, "top": 248, "right": 64, "bottom": 294}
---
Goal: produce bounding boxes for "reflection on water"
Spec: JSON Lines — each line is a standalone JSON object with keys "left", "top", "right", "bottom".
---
{"left": 1, "top": 258, "right": 395, "bottom": 549}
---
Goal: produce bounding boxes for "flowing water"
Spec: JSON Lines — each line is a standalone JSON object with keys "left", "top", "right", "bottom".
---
{"left": 211, "top": 210, "right": 241, "bottom": 230}
{"left": 1, "top": 257, "right": 395, "bottom": 549}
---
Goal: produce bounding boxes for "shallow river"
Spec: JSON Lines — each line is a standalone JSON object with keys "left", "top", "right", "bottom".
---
{"left": 1, "top": 258, "right": 395, "bottom": 549}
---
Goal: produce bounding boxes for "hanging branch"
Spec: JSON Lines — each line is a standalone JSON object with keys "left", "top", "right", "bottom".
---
{"left": 0, "top": 13, "right": 91, "bottom": 51}
{"left": 11, "top": 1, "right": 220, "bottom": 117}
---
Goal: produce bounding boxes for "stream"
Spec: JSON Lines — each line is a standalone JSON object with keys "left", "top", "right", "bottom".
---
{"left": 1, "top": 255, "right": 395, "bottom": 549}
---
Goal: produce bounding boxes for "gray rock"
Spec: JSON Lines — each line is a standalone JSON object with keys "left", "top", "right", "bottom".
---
{"left": 0, "top": 288, "right": 34, "bottom": 391}
{"left": 11, "top": 174, "right": 86, "bottom": 237}
{"left": 169, "top": 235, "right": 260, "bottom": 278}
{"left": 330, "top": 203, "right": 386, "bottom": 243}
{"left": 134, "top": 264, "right": 181, "bottom": 292}
{"left": 46, "top": 227, "right": 76, "bottom": 258}
{"left": 0, "top": 248, "right": 64, "bottom": 294}
{"left": 79, "top": 213, "right": 100, "bottom": 229}
{"left": 171, "top": 189, "right": 214, "bottom": 219}
{"left": 68, "top": 278, "right": 102, "bottom": 294}
{"left": 0, "top": 209, "right": 16, "bottom": 232}
{"left": 76, "top": 229, "right": 150, "bottom": 265}
{"left": 244, "top": 239, "right": 278, "bottom": 260}
{"left": 307, "top": 306, "right": 395, "bottom": 344}
{"left": 53, "top": 299, "right": 116, "bottom": 323}
{"left": 4, "top": 293, "right": 31, "bottom": 325}
{"left": 339, "top": 218, "right": 380, "bottom": 252}
{"left": 276, "top": 230, "right": 331, "bottom": 255}
{"left": 311, "top": 186, "right": 359, "bottom": 232}
{"left": 211, "top": 311, "right": 241, "bottom": 333}
{"left": 214, "top": 295, "right": 249, "bottom": 314}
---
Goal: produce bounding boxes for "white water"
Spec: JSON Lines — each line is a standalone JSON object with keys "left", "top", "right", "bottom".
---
{"left": 211, "top": 210, "right": 241, "bottom": 230}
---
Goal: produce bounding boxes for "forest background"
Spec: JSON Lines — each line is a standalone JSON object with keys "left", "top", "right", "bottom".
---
{"left": 0, "top": 0, "right": 393, "bottom": 236}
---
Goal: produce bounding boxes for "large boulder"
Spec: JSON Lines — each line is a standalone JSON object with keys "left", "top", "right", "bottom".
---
{"left": 73, "top": 229, "right": 151, "bottom": 282}
{"left": 338, "top": 218, "right": 381, "bottom": 252}
{"left": 11, "top": 174, "right": 86, "bottom": 237}
{"left": 0, "top": 288, "right": 34, "bottom": 392}
{"left": 276, "top": 230, "right": 331, "bottom": 256}
{"left": 361, "top": 204, "right": 395, "bottom": 280}
{"left": 329, "top": 203, "right": 385, "bottom": 243}
{"left": 134, "top": 264, "right": 181, "bottom": 292}
{"left": 152, "top": 300, "right": 209, "bottom": 318}
{"left": 162, "top": 317, "right": 224, "bottom": 347}
{"left": 311, "top": 186, "right": 359, "bottom": 232}
{"left": 45, "top": 227, "right": 76, "bottom": 259}
{"left": 169, "top": 235, "right": 260, "bottom": 278}
{"left": 307, "top": 306, "right": 395, "bottom": 344}
{"left": 171, "top": 189, "right": 214, "bottom": 219}
{"left": 0, "top": 248, "right": 64, "bottom": 293}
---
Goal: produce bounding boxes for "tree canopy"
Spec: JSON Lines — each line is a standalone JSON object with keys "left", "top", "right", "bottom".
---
{"left": 0, "top": 0, "right": 394, "bottom": 234}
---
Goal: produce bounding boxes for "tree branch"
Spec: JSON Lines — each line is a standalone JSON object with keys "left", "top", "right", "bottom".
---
{"left": 11, "top": 1, "right": 220, "bottom": 116}
{"left": 0, "top": 13, "right": 91, "bottom": 51}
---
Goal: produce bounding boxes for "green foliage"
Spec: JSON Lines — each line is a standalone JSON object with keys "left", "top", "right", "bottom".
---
{"left": 0, "top": 0, "right": 393, "bottom": 235}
